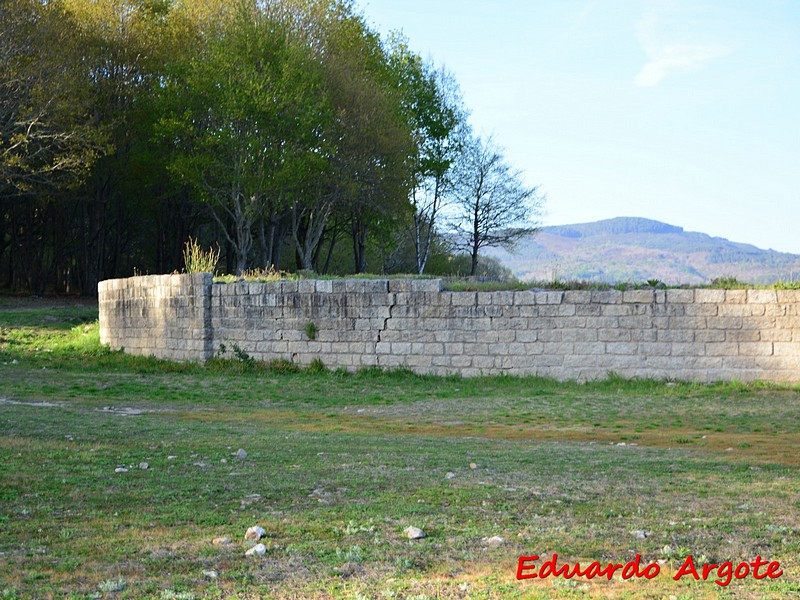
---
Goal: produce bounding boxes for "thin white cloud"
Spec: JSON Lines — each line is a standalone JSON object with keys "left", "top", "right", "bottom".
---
{"left": 634, "top": 7, "right": 731, "bottom": 87}
{"left": 635, "top": 43, "right": 730, "bottom": 87}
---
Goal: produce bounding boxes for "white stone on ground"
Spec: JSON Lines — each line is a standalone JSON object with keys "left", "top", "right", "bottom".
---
{"left": 245, "top": 525, "right": 266, "bottom": 541}
{"left": 405, "top": 526, "right": 426, "bottom": 540}
{"left": 245, "top": 543, "right": 266, "bottom": 556}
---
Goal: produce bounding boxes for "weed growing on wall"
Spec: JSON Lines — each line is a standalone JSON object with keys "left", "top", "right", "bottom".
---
{"left": 305, "top": 322, "right": 317, "bottom": 340}
{"left": 182, "top": 238, "right": 220, "bottom": 274}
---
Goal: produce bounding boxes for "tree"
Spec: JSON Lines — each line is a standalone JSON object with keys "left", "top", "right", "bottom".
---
{"left": 387, "top": 37, "right": 468, "bottom": 274}
{"left": 158, "top": 0, "right": 331, "bottom": 275}
{"left": 450, "top": 135, "right": 543, "bottom": 276}
{"left": 0, "top": 0, "right": 106, "bottom": 197}
{"left": 320, "top": 9, "right": 414, "bottom": 274}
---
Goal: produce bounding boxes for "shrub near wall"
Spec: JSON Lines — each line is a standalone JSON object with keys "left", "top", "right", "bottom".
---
{"left": 99, "top": 274, "right": 800, "bottom": 383}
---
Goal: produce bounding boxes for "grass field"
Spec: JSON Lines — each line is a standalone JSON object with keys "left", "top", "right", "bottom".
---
{"left": 1, "top": 298, "right": 798, "bottom": 599}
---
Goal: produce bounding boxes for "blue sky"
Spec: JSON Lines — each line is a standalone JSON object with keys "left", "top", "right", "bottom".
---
{"left": 362, "top": 0, "right": 800, "bottom": 253}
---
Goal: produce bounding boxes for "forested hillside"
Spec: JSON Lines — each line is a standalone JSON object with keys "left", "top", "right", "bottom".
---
{"left": 488, "top": 217, "right": 800, "bottom": 285}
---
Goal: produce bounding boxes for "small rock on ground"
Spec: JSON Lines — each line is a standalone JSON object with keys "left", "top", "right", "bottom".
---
{"left": 633, "top": 530, "right": 650, "bottom": 539}
{"left": 212, "top": 536, "right": 232, "bottom": 547}
{"left": 405, "top": 526, "right": 426, "bottom": 540}
{"left": 245, "top": 543, "right": 266, "bottom": 556}
{"left": 245, "top": 525, "right": 266, "bottom": 541}
{"left": 202, "top": 570, "right": 218, "bottom": 579}
{"left": 469, "top": 463, "right": 478, "bottom": 470}
{"left": 445, "top": 472, "right": 456, "bottom": 479}
{"left": 114, "top": 467, "right": 128, "bottom": 473}
{"left": 138, "top": 462, "right": 149, "bottom": 470}
{"left": 235, "top": 449, "right": 247, "bottom": 459}
{"left": 482, "top": 536, "right": 505, "bottom": 547}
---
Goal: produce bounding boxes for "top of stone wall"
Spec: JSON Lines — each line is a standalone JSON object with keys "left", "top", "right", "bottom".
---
{"left": 97, "top": 274, "right": 800, "bottom": 304}
{"left": 98, "top": 273, "right": 211, "bottom": 294}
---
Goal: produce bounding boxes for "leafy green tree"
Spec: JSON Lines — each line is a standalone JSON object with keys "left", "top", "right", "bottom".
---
{"left": 0, "top": 0, "right": 107, "bottom": 196}
{"left": 320, "top": 6, "right": 414, "bottom": 273}
{"left": 387, "top": 37, "right": 468, "bottom": 274}
{"left": 158, "top": 0, "right": 331, "bottom": 274}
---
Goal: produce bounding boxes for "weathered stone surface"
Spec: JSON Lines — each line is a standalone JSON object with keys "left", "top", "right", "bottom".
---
{"left": 99, "top": 275, "right": 800, "bottom": 383}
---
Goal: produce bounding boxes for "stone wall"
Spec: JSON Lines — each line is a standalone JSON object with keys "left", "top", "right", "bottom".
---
{"left": 99, "top": 274, "right": 800, "bottom": 382}
{"left": 98, "top": 273, "right": 212, "bottom": 362}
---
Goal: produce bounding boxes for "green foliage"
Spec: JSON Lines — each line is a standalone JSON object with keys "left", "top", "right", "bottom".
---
{"left": 774, "top": 275, "right": 800, "bottom": 290}
{"left": 98, "top": 579, "right": 126, "bottom": 593}
{"left": 304, "top": 322, "right": 318, "bottom": 340}
{"left": 182, "top": 237, "right": 219, "bottom": 274}
{"left": 214, "top": 266, "right": 294, "bottom": 283}
{"left": 216, "top": 342, "right": 253, "bottom": 365}
{"left": 0, "top": 0, "right": 109, "bottom": 196}
{"left": 267, "top": 358, "right": 300, "bottom": 374}
{"left": 307, "top": 357, "right": 327, "bottom": 373}
{"left": 709, "top": 276, "right": 749, "bottom": 289}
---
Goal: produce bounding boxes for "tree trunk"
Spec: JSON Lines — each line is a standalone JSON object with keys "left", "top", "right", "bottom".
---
{"left": 352, "top": 212, "right": 368, "bottom": 274}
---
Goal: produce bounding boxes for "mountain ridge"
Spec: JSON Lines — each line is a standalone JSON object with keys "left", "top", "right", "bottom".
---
{"left": 487, "top": 216, "right": 800, "bottom": 285}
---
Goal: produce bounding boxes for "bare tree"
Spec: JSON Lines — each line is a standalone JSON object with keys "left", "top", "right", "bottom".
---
{"left": 451, "top": 135, "right": 544, "bottom": 276}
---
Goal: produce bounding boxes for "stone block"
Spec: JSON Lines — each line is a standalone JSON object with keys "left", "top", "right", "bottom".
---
{"left": 388, "top": 279, "right": 413, "bottom": 292}
{"left": 493, "top": 291, "right": 515, "bottom": 306}
{"left": 623, "top": 290, "right": 655, "bottom": 304}
{"left": 670, "top": 316, "right": 707, "bottom": 330}
{"left": 522, "top": 342, "right": 545, "bottom": 355}
{"left": 484, "top": 305, "right": 504, "bottom": 318}
{"left": 666, "top": 289, "right": 694, "bottom": 303}
{"left": 535, "top": 291, "right": 563, "bottom": 304}
{"left": 725, "top": 330, "right": 761, "bottom": 342}
{"left": 561, "top": 328, "right": 597, "bottom": 342}
{"left": 773, "top": 342, "right": 800, "bottom": 357}
{"left": 450, "top": 355, "right": 472, "bottom": 368}
{"left": 536, "top": 328, "right": 562, "bottom": 342}
{"left": 707, "top": 316, "right": 743, "bottom": 330}
{"left": 600, "top": 304, "right": 635, "bottom": 317}
{"left": 760, "top": 329, "right": 793, "bottom": 342}
{"left": 668, "top": 342, "right": 699, "bottom": 356}
{"left": 575, "top": 303, "right": 602, "bottom": 316}
{"left": 762, "top": 304, "right": 785, "bottom": 317}
{"left": 738, "top": 342, "right": 773, "bottom": 356}
{"left": 747, "top": 289, "right": 777, "bottom": 304}
{"left": 451, "top": 292, "right": 477, "bottom": 306}
{"left": 564, "top": 353, "right": 598, "bottom": 367}
{"left": 515, "top": 305, "right": 539, "bottom": 317}
{"left": 636, "top": 342, "right": 671, "bottom": 357}
{"left": 591, "top": 290, "right": 622, "bottom": 304}
{"left": 693, "top": 289, "right": 725, "bottom": 303}
{"left": 657, "top": 329, "right": 694, "bottom": 342}
{"left": 411, "top": 279, "right": 441, "bottom": 292}
{"left": 513, "top": 291, "right": 537, "bottom": 306}
{"left": 563, "top": 290, "right": 591, "bottom": 304}
{"left": 598, "top": 328, "right": 630, "bottom": 342}
{"left": 515, "top": 330, "right": 538, "bottom": 343}
{"left": 472, "top": 355, "right": 497, "bottom": 369}
{"left": 605, "top": 342, "right": 638, "bottom": 355}
{"left": 776, "top": 290, "right": 800, "bottom": 304}
{"left": 693, "top": 329, "right": 725, "bottom": 343}
{"left": 704, "top": 342, "right": 739, "bottom": 356}
{"left": 685, "top": 304, "right": 719, "bottom": 316}
{"left": 405, "top": 354, "right": 433, "bottom": 368}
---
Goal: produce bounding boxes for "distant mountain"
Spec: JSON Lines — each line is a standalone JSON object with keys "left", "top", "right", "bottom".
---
{"left": 486, "top": 217, "right": 800, "bottom": 285}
